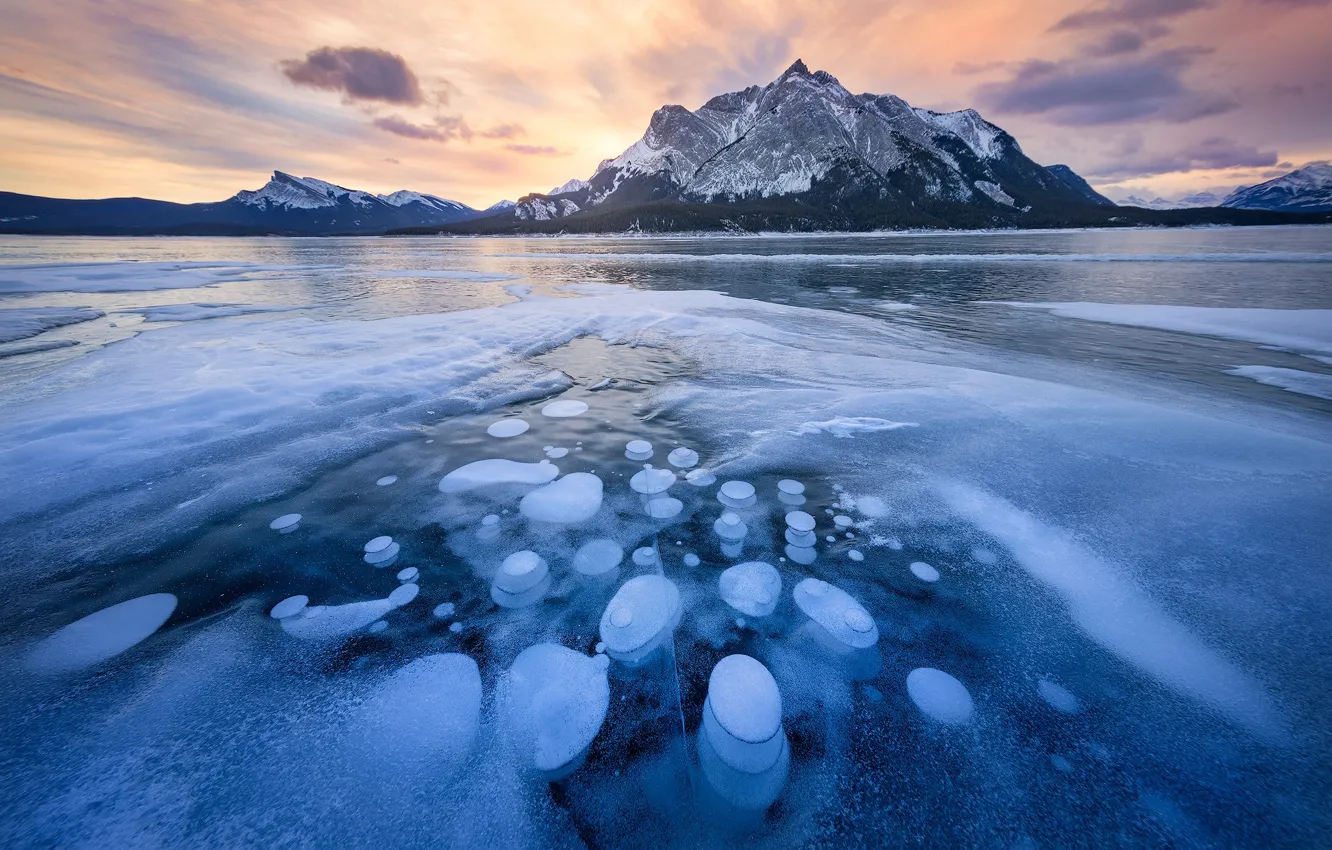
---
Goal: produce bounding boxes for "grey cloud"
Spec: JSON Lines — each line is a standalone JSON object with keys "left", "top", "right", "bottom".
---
{"left": 976, "top": 49, "right": 1237, "bottom": 125}
{"left": 479, "top": 123, "right": 526, "bottom": 139}
{"left": 1085, "top": 137, "right": 1279, "bottom": 180}
{"left": 505, "top": 144, "right": 564, "bottom": 156}
{"left": 282, "top": 46, "right": 424, "bottom": 106}
{"left": 373, "top": 115, "right": 470, "bottom": 142}
{"left": 1085, "top": 30, "right": 1147, "bottom": 56}
{"left": 1053, "top": 0, "right": 1211, "bottom": 31}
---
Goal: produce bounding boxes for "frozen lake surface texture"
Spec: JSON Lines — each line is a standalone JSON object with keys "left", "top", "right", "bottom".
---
{"left": 1, "top": 227, "right": 1330, "bottom": 847}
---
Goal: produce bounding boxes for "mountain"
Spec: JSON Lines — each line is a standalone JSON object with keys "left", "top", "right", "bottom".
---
{"left": 1118, "top": 192, "right": 1221, "bottom": 210}
{"left": 481, "top": 59, "right": 1119, "bottom": 231}
{"left": 1223, "top": 164, "right": 1332, "bottom": 212}
{"left": 0, "top": 171, "right": 488, "bottom": 235}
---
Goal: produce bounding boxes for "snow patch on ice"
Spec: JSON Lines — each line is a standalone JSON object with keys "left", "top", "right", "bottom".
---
{"left": 792, "top": 417, "right": 919, "bottom": 438}
{"left": 1225, "top": 366, "right": 1332, "bottom": 400}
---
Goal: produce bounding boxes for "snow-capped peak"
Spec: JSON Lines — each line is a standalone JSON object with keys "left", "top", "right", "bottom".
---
{"left": 485, "top": 199, "right": 517, "bottom": 212}
{"left": 550, "top": 179, "right": 590, "bottom": 196}
{"left": 1223, "top": 163, "right": 1332, "bottom": 212}
{"left": 377, "top": 190, "right": 468, "bottom": 212}
{"left": 912, "top": 108, "right": 1012, "bottom": 160}
{"left": 233, "top": 171, "right": 383, "bottom": 210}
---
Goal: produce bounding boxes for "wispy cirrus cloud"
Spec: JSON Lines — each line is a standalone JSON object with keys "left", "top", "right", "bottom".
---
{"left": 505, "top": 143, "right": 565, "bottom": 155}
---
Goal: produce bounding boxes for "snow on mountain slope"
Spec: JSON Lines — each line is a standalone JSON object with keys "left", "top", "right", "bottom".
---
{"left": 1224, "top": 164, "right": 1332, "bottom": 212}
{"left": 378, "top": 190, "right": 470, "bottom": 213}
{"left": 518, "top": 59, "right": 1099, "bottom": 220}
{"left": 233, "top": 172, "right": 383, "bottom": 210}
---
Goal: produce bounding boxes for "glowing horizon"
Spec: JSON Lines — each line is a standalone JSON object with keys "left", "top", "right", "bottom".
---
{"left": 1, "top": 0, "right": 1328, "bottom": 208}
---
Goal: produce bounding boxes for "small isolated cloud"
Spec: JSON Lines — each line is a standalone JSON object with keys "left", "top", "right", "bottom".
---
{"left": 976, "top": 49, "right": 1237, "bottom": 125}
{"left": 1052, "top": 0, "right": 1211, "bottom": 31}
{"left": 373, "top": 114, "right": 471, "bottom": 142}
{"left": 953, "top": 60, "right": 1008, "bottom": 75}
{"left": 281, "top": 46, "right": 424, "bottom": 105}
{"left": 1085, "top": 29, "right": 1147, "bottom": 56}
{"left": 505, "top": 144, "right": 565, "bottom": 156}
{"left": 480, "top": 123, "right": 526, "bottom": 139}
{"left": 384, "top": 157, "right": 400, "bottom": 164}
{"left": 1086, "top": 137, "right": 1279, "bottom": 180}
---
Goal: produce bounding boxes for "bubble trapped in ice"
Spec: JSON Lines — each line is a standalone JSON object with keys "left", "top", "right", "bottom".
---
{"left": 699, "top": 655, "right": 790, "bottom": 811}
{"left": 793, "top": 578, "right": 878, "bottom": 649}
{"left": 599, "top": 575, "right": 681, "bottom": 664}
{"left": 486, "top": 418, "right": 530, "bottom": 438}
{"left": 439, "top": 459, "right": 559, "bottom": 492}
{"left": 906, "top": 668, "right": 975, "bottom": 725}
{"left": 520, "top": 472, "right": 604, "bottom": 523}
{"left": 503, "top": 643, "right": 610, "bottom": 774}
{"left": 26, "top": 593, "right": 178, "bottom": 673}
{"left": 375, "top": 475, "right": 397, "bottom": 486}
{"left": 719, "top": 562, "right": 782, "bottom": 617}
{"left": 718, "top": 480, "right": 757, "bottom": 508}
{"left": 667, "top": 447, "right": 699, "bottom": 468}
{"left": 358, "top": 653, "right": 481, "bottom": 772}
{"left": 541, "top": 399, "right": 589, "bottom": 418}
{"left": 910, "top": 561, "right": 940, "bottom": 582}
{"left": 573, "top": 538, "right": 624, "bottom": 576}
{"left": 269, "top": 513, "right": 301, "bottom": 532}
{"left": 1038, "top": 678, "right": 1082, "bottom": 714}
{"left": 624, "top": 439, "right": 653, "bottom": 461}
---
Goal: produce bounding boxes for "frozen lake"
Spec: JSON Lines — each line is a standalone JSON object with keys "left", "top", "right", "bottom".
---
{"left": 1, "top": 227, "right": 1330, "bottom": 846}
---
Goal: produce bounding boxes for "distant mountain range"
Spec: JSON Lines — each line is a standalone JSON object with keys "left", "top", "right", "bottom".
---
{"left": 0, "top": 171, "right": 498, "bottom": 236}
{"left": 2, "top": 62, "right": 1328, "bottom": 235}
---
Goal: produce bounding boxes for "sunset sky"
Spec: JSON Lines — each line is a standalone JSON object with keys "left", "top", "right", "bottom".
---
{"left": 1, "top": 0, "right": 1329, "bottom": 207}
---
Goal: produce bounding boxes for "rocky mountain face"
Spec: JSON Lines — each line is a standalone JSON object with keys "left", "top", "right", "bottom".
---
{"left": 505, "top": 60, "right": 1113, "bottom": 229}
{"left": 1223, "top": 164, "right": 1332, "bottom": 212}
{"left": 0, "top": 171, "right": 484, "bottom": 235}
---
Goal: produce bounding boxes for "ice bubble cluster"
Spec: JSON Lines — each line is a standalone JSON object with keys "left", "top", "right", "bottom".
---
{"left": 698, "top": 655, "right": 790, "bottom": 810}
{"left": 1037, "top": 678, "right": 1082, "bottom": 715}
{"left": 278, "top": 584, "right": 418, "bottom": 642}
{"left": 906, "top": 668, "right": 975, "bottom": 725}
{"left": 784, "top": 511, "right": 818, "bottom": 565}
{"left": 599, "top": 575, "right": 681, "bottom": 665}
{"left": 486, "top": 418, "right": 530, "bottom": 438}
{"left": 718, "top": 480, "right": 756, "bottom": 509}
{"left": 520, "top": 472, "right": 604, "bottom": 524}
{"left": 269, "top": 513, "right": 302, "bottom": 534}
{"left": 777, "top": 479, "right": 806, "bottom": 506}
{"left": 667, "top": 447, "right": 699, "bottom": 468}
{"left": 793, "top": 578, "right": 878, "bottom": 650}
{"left": 359, "top": 653, "right": 481, "bottom": 771}
{"left": 719, "top": 562, "right": 782, "bottom": 617}
{"left": 375, "top": 475, "right": 398, "bottom": 486}
{"left": 541, "top": 399, "right": 589, "bottom": 418}
{"left": 624, "top": 439, "right": 653, "bottom": 461}
{"left": 910, "top": 561, "right": 940, "bottom": 583}
{"left": 363, "top": 535, "right": 400, "bottom": 567}
{"left": 492, "top": 551, "right": 550, "bottom": 607}
{"left": 26, "top": 593, "right": 178, "bottom": 673}
{"left": 439, "top": 459, "right": 559, "bottom": 492}
{"left": 504, "top": 643, "right": 610, "bottom": 775}
{"left": 569, "top": 539, "right": 622, "bottom": 577}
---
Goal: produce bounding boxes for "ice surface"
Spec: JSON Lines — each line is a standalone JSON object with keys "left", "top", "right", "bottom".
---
{"left": 1226, "top": 366, "right": 1332, "bottom": 400}
{"left": 25, "top": 593, "right": 178, "bottom": 673}
{"left": 519, "top": 472, "right": 603, "bottom": 523}
{"left": 358, "top": 653, "right": 481, "bottom": 770}
{"left": 793, "top": 578, "right": 878, "bottom": 649}
{"left": 910, "top": 561, "right": 940, "bottom": 582}
{"left": 133, "top": 303, "right": 307, "bottom": 322}
{"left": 599, "top": 575, "right": 681, "bottom": 662}
{"left": 503, "top": 644, "right": 610, "bottom": 772}
{"left": 996, "top": 302, "right": 1332, "bottom": 355}
{"left": 572, "top": 539, "right": 624, "bottom": 576}
{"left": 0, "top": 261, "right": 339, "bottom": 293}
{"left": 439, "top": 459, "right": 559, "bottom": 492}
{"left": 906, "top": 668, "right": 975, "bottom": 725}
{"left": 792, "top": 417, "right": 919, "bottom": 438}
{"left": 540, "top": 399, "right": 588, "bottom": 418}
{"left": 0, "top": 307, "right": 103, "bottom": 344}
{"left": 1037, "top": 678, "right": 1082, "bottom": 714}
{"left": 938, "top": 481, "right": 1282, "bottom": 736}
{"left": 719, "top": 562, "right": 782, "bottom": 617}
{"left": 486, "top": 418, "right": 530, "bottom": 438}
